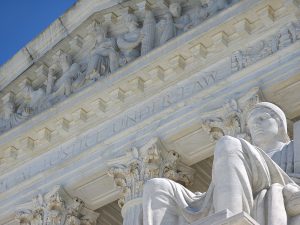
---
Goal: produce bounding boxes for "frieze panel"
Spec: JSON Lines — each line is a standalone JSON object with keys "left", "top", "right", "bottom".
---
{"left": 0, "top": 0, "right": 239, "bottom": 134}
{"left": 231, "top": 21, "right": 300, "bottom": 72}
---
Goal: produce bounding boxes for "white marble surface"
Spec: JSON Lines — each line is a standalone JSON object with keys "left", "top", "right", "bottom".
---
{"left": 191, "top": 210, "right": 258, "bottom": 225}
{"left": 0, "top": 0, "right": 299, "bottom": 224}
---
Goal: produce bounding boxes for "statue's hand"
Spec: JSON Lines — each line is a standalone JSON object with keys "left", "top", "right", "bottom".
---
{"left": 283, "top": 183, "right": 300, "bottom": 216}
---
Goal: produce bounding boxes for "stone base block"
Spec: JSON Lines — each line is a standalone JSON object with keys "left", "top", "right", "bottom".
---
{"left": 191, "top": 209, "right": 259, "bottom": 225}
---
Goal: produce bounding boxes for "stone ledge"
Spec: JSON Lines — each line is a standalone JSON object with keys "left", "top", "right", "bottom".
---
{"left": 191, "top": 209, "right": 259, "bottom": 225}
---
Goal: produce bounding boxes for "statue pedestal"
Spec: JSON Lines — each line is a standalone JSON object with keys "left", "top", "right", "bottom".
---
{"left": 191, "top": 209, "right": 259, "bottom": 225}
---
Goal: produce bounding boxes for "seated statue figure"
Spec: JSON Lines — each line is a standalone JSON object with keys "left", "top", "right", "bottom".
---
{"left": 86, "top": 25, "right": 119, "bottom": 80}
{"left": 143, "top": 102, "right": 300, "bottom": 225}
{"left": 117, "top": 14, "right": 144, "bottom": 64}
{"left": 50, "top": 51, "right": 85, "bottom": 99}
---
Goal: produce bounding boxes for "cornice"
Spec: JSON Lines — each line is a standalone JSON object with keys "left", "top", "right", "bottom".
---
{"left": 0, "top": 0, "right": 298, "bottom": 170}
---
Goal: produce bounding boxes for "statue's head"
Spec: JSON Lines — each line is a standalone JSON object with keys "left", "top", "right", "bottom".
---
{"left": 247, "top": 102, "right": 290, "bottom": 147}
{"left": 58, "top": 51, "right": 72, "bottom": 70}
{"left": 169, "top": 3, "right": 182, "bottom": 18}
{"left": 124, "top": 14, "right": 138, "bottom": 28}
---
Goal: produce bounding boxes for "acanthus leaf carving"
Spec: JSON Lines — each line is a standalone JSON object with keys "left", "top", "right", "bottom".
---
{"left": 107, "top": 137, "right": 194, "bottom": 208}
{"left": 201, "top": 87, "right": 264, "bottom": 142}
{"left": 15, "top": 185, "right": 99, "bottom": 225}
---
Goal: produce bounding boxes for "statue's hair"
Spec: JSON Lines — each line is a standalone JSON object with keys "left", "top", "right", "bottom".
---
{"left": 124, "top": 13, "right": 138, "bottom": 24}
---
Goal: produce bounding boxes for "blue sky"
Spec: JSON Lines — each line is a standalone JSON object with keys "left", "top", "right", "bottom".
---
{"left": 0, "top": 0, "right": 77, "bottom": 66}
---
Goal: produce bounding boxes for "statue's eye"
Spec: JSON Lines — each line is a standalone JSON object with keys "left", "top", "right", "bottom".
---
{"left": 260, "top": 113, "right": 271, "bottom": 121}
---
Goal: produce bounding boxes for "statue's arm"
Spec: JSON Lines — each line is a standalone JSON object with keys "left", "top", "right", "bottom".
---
{"left": 117, "top": 35, "right": 142, "bottom": 50}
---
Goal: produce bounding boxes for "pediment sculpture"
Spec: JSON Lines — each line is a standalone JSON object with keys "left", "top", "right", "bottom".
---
{"left": 0, "top": 0, "right": 241, "bottom": 134}
{"left": 142, "top": 101, "right": 300, "bottom": 225}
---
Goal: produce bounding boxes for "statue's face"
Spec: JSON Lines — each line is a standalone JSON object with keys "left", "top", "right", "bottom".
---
{"left": 169, "top": 3, "right": 181, "bottom": 18}
{"left": 247, "top": 108, "right": 279, "bottom": 146}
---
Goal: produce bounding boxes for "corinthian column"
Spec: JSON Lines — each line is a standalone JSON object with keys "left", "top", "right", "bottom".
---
{"left": 108, "top": 137, "right": 194, "bottom": 225}
{"left": 15, "top": 185, "right": 99, "bottom": 225}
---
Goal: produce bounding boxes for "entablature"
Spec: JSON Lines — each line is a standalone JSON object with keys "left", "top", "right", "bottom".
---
{"left": 0, "top": 0, "right": 299, "bottom": 172}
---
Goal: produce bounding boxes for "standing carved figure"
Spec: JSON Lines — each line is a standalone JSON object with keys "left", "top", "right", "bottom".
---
{"left": 141, "top": 10, "right": 156, "bottom": 56}
{"left": 155, "top": 11, "right": 175, "bottom": 47}
{"left": 86, "top": 24, "right": 119, "bottom": 80}
{"left": 117, "top": 14, "right": 144, "bottom": 64}
{"left": 168, "top": 3, "right": 189, "bottom": 35}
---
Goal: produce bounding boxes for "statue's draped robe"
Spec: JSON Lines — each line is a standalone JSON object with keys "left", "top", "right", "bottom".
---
{"left": 143, "top": 139, "right": 299, "bottom": 225}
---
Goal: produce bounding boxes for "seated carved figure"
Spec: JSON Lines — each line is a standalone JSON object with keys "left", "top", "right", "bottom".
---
{"left": 0, "top": 99, "right": 26, "bottom": 132}
{"left": 117, "top": 14, "right": 144, "bottom": 64}
{"left": 143, "top": 102, "right": 300, "bottom": 225}
{"left": 86, "top": 25, "right": 119, "bottom": 80}
{"left": 50, "top": 51, "right": 85, "bottom": 99}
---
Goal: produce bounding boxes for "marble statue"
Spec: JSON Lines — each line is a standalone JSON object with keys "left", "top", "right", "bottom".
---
{"left": 86, "top": 24, "right": 119, "bottom": 79}
{"left": 185, "top": 4, "right": 208, "bottom": 31}
{"left": 155, "top": 11, "right": 176, "bottom": 47}
{"left": 207, "top": 0, "right": 229, "bottom": 16}
{"left": 168, "top": 3, "right": 186, "bottom": 34}
{"left": 0, "top": 96, "right": 26, "bottom": 133}
{"left": 143, "top": 102, "right": 300, "bottom": 225}
{"left": 141, "top": 10, "right": 156, "bottom": 56}
{"left": 18, "top": 81, "right": 49, "bottom": 115}
{"left": 50, "top": 51, "right": 85, "bottom": 98}
{"left": 117, "top": 14, "right": 144, "bottom": 64}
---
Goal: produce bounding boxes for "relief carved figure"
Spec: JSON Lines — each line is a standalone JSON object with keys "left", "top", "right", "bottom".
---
{"left": 86, "top": 24, "right": 119, "bottom": 80}
{"left": 155, "top": 10, "right": 176, "bottom": 47}
{"left": 0, "top": 94, "right": 27, "bottom": 133}
{"left": 48, "top": 51, "right": 85, "bottom": 99}
{"left": 141, "top": 10, "right": 156, "bottom": 56}
{"left": 117, "top": 14, "right": 144, "bottom": 64}
{"left": 18, "top": 80, "right": 49, "bottom": 115}
{"left": 143, "top": 102, "right": 300, "bottom": 225}
{"left": 206, "top": 0, "right": 229, "bottom": 16}
{"left": 231, "top": 21, "right": 300, "bottom": 72}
